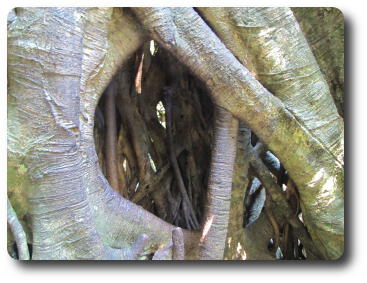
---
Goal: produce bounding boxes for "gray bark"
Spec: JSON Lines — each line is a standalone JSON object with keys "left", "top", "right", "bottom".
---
{"left": 7, "top": 198, "right": 30, "bottom": 260}
{"left": 7, "top": 7, "right": 344, "bottom": 260}
{"left": 199, "top": 108, "right": 238, "bottom": 260}
{"left": 8, "top": 7, "right": 178, "bottom": 259}
{"left": 292, "top": 7, "right": 344, "bottom": 116}
{"left": 132, "top": 7, "right": 344, "bottom": 259}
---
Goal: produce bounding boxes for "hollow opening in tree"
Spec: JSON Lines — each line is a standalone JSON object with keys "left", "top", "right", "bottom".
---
{"left": 93, "top": 41, "right": 215, "bottom": 229}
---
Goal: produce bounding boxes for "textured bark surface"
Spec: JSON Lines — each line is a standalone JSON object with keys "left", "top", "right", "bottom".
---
{"left": 7, "top": 7, "right": 344, "bottom": 260}
{"left": 8, "top": 7, "right": 177, "bottom": 259}
{"left": 199, "top": 108, "right": 238, "bottom": 260}
{"left": 197, "top": 7, "right": 343, "bottom": 163}
{"left": 8, "top": 7, "right": 110, "bottom": 259}
{"left": 293, "top": 8, "right": 344, "bottom": 117}
{"left": 133, "top": 7, "right": 344, "bottom": 259}
{"left": 70, "top": 8, "right": 180, "bottom": 256}
{"left": 223, "top": 124, "right": 251, "bottom": 260}
{"left": 196, "top": 7, "right": 344, "bottom": 259}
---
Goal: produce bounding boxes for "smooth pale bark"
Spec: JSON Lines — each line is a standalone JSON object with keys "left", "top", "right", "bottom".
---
{"left": 7, "top": 198, "right": 30, "bottom": 260}
{"left": 292, "top": 7, "right": 344, "bottom": 117}
{"left": 132, "top": 7, "right": 344, "bottom": 259}
{"left": 199, "top": 108, "right": 238, "bottom": 260}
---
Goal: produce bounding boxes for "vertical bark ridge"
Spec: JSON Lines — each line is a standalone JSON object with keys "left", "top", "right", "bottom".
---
{"left": 199, "top": 107, "right": 238, "bottom": 260}
{"left": 223, "top": 123, "right": 251, "bottom": 260}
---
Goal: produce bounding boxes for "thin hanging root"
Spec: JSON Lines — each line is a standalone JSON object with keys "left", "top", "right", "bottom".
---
{"left": 249, "top": 147, "right": 323, "bottom": 259}
{"left": 282, "top": 180, "right": 294, "bottom": 258}
{"left": 172, "top": 227, "right": 185, "bottom": 260}
{"left": 134, "top": 49, "right": 144, "bottom": 94}
{"left": 7, "top": 198, "right": 30, "bottom": 260}
{"left": 286, "top": 178, "right": 300, "bottom": 215}
{"left": 264, "top": 201, "right": 280, "bottom": 249}
{"left": 164, "top": 86, "right": 199, "bottom": 229}
{"left": 171, "top": 194, "right": 182, "bottom": 222}
{"left": 131, "top": 163, "right": 171, "bottom": 203}
{"left": 104, "top": 79, "right": 121, "bottom": 194}
{"left": 283, "top": 223, "right": 290, "bottom": 255}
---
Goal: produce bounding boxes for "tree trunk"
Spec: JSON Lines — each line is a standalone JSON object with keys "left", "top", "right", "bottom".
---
{"left": 199, "top": 108, "right": 238, "bottom": 260}
{"left": 7, "top": 7, "right": 344, "bottom": 260}
{"left": 132, "top": 7, "right": 344, "bottom": 259}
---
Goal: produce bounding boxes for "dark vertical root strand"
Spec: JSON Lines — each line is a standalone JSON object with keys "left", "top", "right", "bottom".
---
{"left": 164, "top": 87, "right": 200, "bottom": 230}
{"left": 104, "top": 80, "right": 121, "bottom": 194}
{"left": 264, "top": 200, "right": 281, "bottom": 250}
